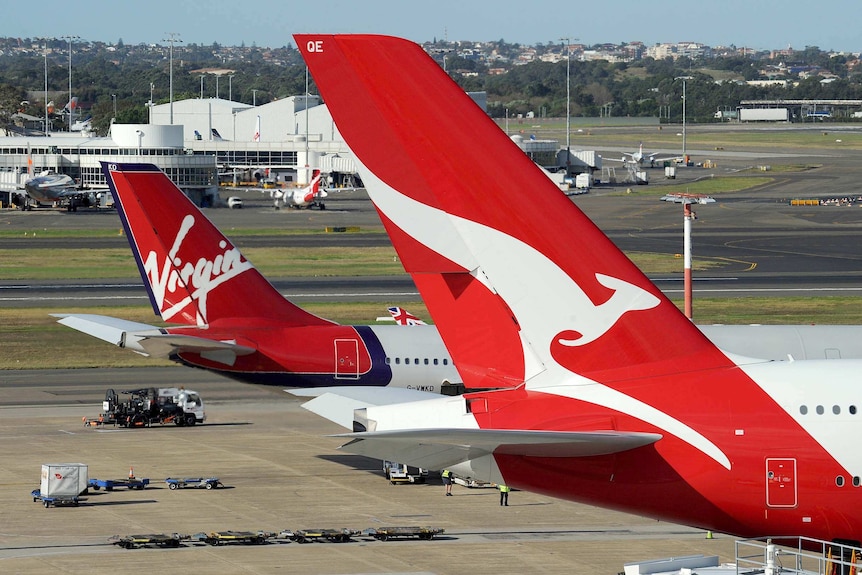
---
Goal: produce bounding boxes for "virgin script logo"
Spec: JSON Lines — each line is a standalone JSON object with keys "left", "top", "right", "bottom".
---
{"left": 142, "top": 214, "right": 253, "bottom": 324}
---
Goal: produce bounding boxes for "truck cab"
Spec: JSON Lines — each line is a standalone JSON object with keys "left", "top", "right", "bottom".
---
{"left": 158, "top": 387, "right": 206, "bottom": 426}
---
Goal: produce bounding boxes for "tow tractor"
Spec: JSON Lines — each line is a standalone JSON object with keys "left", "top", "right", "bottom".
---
{"left": 83, "top": 387, "right": 206, "bottom": 428}
{"left": 383, "top": 460, "right": 428, "bottom": 484}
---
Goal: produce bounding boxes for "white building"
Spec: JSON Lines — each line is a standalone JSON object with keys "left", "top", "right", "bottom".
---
{"left": 150, "top": 96, "right": 355, "bottom": 186}
{"left": 0, "top": 124, "right": 218, "bottom": 206}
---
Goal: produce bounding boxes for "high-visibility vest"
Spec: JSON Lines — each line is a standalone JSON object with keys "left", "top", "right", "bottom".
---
{"left": 499, "top": 484, "right": 510, "bottom": 493}
{"left": 442, "top": 470, "right": 451, "bottom": 478}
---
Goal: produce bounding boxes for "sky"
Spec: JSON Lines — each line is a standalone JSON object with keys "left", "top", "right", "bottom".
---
{"left": 3, "top": 0, "right": 861, "bottom": 53}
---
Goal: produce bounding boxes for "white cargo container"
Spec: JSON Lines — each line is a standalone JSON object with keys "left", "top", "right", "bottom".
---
{"left": 665, "top": 166, "right": 676, "bottom": 179}
{"left": 739, "top": 108, "right": 789, "bottom": 122}
{"left": 575, "top": 173, "right": 593, "bottom": 190}
{"left": 635, "top": 171, "right": 649, "bottom": 185}
{"left": 41, "top": 463, "right": 88, "bottom": 498}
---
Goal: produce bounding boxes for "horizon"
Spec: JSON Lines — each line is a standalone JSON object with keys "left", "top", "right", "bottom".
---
{"left": 0, "top": 0, "right": 860, "bottom": 53}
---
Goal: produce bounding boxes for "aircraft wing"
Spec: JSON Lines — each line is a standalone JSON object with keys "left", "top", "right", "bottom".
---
{"left": 292, "top": 387, "right": 441, "bottom": 430}
{"left": 53, "top": 313, "right": 256, "bottom": 364}
{"left": 333, "top": 428, "right": 662, "bottom": 473}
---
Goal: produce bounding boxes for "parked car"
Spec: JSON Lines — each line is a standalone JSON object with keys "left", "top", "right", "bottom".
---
{"left": 227, "top": 196, "right": 243, "bottom": 209}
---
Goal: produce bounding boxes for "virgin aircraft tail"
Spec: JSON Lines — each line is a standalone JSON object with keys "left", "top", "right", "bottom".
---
{"left": 102, "top": 162, "right": 331, "bottom": 328}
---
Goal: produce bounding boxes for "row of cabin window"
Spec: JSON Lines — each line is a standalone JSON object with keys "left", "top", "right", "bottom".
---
{"left": 799, "top": 405, "right": 858, "bottom": 415}
{"left": 836, "top": 476, "right": 862, "bottom": 487}
{"left": 385, "top": 357, "right": 449, "bottom": 366}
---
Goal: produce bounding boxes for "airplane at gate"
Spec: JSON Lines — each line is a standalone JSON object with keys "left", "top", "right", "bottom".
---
{"left": 271, "top": 169, "right": 328, "bottom": 209}
{"left": 295, "top": 34, "right": 862, "bottom": 545}
{"left": 55, "top": 162, "right": 460, "bottom": 394}
{"left": 609, "top": 142, "right": 683, "bottom": 167}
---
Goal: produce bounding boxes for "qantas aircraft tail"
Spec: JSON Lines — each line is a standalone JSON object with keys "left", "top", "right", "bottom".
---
{"left": 293, "top": 37, "right": 862, "bottom": 544}
{"left": 102, "top": 162, "right": 332, "bottom": 328}
{"left": 297, "top": 35, "right": 729, "bottom": 390}
{"left": 301, "top": 169, "right": 324, "bottom": 204}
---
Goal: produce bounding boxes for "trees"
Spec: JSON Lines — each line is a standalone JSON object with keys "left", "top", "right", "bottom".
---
{"left": 1, "top": 38, "right": 860, "bottom": 132}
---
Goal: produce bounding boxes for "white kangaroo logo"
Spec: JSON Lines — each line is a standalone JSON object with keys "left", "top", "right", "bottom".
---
{"left": 357, "top": 159, "right": 730, "bottom": 469}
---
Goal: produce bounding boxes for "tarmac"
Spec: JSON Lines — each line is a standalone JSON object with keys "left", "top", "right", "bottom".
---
{"left": 3, "top": 127, "right": 862, "bottom": 573}
{"left": 0, "top": 368, "right": 737, "bottom": 575}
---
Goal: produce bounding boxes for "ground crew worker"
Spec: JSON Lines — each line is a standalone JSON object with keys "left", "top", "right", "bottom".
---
{"left": 499, "top": 484, "right": 510, "bottom": 506}
{"left": 442, "top": 469, "right": 453, "bottom": 496}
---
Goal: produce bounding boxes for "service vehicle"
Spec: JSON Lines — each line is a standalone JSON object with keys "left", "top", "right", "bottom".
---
{"left": 84, "top": 387, "right": 205, "bottom": 428}
{"left": 382, "top": 460, "right": 428, "bottom": 484}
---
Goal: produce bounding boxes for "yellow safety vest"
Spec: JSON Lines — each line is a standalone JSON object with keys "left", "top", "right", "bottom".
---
{"left": 499, "top": 484, "right": 510, "bottom": 493}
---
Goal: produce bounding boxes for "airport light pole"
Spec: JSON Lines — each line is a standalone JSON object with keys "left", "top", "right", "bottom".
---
{"left": 111, "top": 94, "right": 117, "bottom": 120}
{"left": 43, "top": 45, "right": 49, "bottom": 134}
{"left": 559, "top": 37, "right": 579, "bottom": 172}
{"left": 252, "top": 89, "right": 257, "bottom": 107}
{"left": 199, "top": 75, "right": 205, "bottom": 99}
{"left": 62, "top": 35, "right": 79, "bottom": 131}
{"left": 162, "top": 33, "right": 182, "bottom": 124}
{"left": 675, "top": 76, "right": 692, "bottom": 161}
{"left": 228, "top": 74, "right": 235, "bottom": 101}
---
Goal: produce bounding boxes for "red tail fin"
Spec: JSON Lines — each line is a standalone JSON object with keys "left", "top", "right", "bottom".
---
{"left": 303, "top": 169, "right": 321, "bottom": 203}
{"left": 297, "top": 35, "right": 727, "bottom": 389}
{"left": 102, "top": 162, "right": 331, "bottom": 328}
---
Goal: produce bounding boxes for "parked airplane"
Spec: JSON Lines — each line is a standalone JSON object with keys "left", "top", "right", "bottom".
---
{"left": 611, "top": 143, "right": 682, "bottom": 167}
{"left": 295, "top": 34, "right": 862, "bottom": 545}
{"left": 271, "top": 169, "right": 328, "bottom": 209}
{"left": 55, "top": 161, "right": 461, "bottom": 394}
{"left": 20, "top": 171, "right": 101, "bottom": 211}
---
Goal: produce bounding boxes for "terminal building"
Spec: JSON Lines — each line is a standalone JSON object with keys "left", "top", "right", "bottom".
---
{"left": 0, "top": 95, "right": 362, "bottom": 208}
{"left": 1, "top": 90, "right": 585, "bottom": 207}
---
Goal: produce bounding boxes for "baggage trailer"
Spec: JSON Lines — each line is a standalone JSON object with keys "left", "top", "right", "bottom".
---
{"left": 193, "top": 531, "right": 275, "bottom": 546}
{"left": 31, "top": 489, "right": 80, "bottom": 508}
{"left": 286, "top": 528, "right": 359, "bottom": 543}
{"left": 165, "top": 477, "right": 223, "bottom": 490}
{"left": 110, "top": 533, "right": 190, "bottom": 549}
{"left": 365, "top": 526, "right": 444, "bottom": 541}
{"left": 89, "top": 477, "right": 150, "bottom": 491}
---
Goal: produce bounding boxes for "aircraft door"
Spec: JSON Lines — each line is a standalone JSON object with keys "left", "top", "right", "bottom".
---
{"left": 766, "top": 458, "right": 797, "bottom": 508}
{"left": 334, "top": 339, "right": 360, "bottom": 379}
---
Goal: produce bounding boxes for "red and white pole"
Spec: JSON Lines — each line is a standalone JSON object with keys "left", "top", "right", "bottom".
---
{"left": 683, "top": 202, "right": 693, "bottom": 319}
